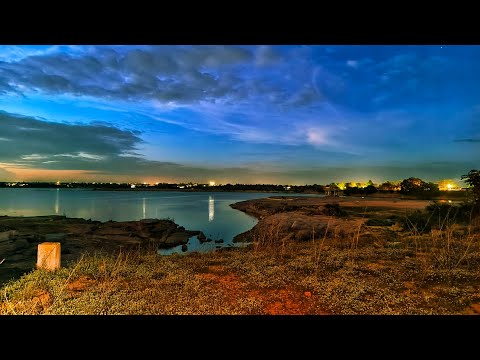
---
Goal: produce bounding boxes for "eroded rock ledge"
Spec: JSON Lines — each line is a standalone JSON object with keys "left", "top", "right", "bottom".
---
{"left": 0, "top": 215, "right": 201, "bottom": 285}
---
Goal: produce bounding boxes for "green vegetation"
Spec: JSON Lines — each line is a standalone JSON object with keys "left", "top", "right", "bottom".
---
{"left": 400, "top": 177, "right": 440, "bottom": 199}
{"left": 462, "top": 169, "right": 480, "bottom": 203}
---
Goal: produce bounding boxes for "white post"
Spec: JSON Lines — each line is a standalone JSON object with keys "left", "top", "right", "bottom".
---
{"left": 37, "top": 242, "right": 61, "bottom": 270}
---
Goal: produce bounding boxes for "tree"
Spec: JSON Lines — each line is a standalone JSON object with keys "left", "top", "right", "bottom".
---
{"left": 400, "top": 177, "right": 439, "bottom": 198}
{"left": 400, "top": 177, "right": 425, "bottom": 194}
{"left": 379, "top": 181, "right": 398, "bottom": 192}
{"left": 461, "top": 169, "right": 480, "bottom": 202}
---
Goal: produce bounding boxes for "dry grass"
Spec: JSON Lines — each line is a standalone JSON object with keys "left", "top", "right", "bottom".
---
{"left": 2, "top": 201, "right": 480, "bottom": 315}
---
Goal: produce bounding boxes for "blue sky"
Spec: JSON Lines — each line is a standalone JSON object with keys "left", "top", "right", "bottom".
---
{"left": 0, "top": 45, "right": 478, "bottom": 184}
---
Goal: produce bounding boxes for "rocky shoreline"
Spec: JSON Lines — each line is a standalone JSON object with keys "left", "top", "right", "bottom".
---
{"left": 0, "top": 196, "right": 432, "bottom": 287}
{"left": 229, "top": 195, "right": 431, "bottom": 243}
{"left": 0, "top": 215, "right": 203, "bottom": 286}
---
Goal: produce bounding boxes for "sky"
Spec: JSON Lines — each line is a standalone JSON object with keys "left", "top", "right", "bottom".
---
{"left": 0, "top": 44, "right": 479, "bottom": 185}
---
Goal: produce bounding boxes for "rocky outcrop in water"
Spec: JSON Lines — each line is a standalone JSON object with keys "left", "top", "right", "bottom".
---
{"left": 0, "top": 216, "right": 200, "bottom": 286}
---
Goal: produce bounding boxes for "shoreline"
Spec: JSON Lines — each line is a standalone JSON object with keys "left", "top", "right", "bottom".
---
{"left": 2, "top": 195, "right": 480, "bottom": 314}
{"left": 0, "top": 215, "right": 204, "bottom": 286}
{"left": 229, "top": 196, "right": 434, "bottom": 242}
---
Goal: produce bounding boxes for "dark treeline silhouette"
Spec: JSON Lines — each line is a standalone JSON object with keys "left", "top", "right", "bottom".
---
{"left": 0, "top": 181, "right": 325, "bottom": 193}
{"left": 1, "top": 169, "right": 478, "bottom": 202}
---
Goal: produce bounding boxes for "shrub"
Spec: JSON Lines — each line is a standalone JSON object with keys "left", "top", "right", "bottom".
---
{"left": 402, "top": 210, "right": 432, "bottom": 233}
{"left": 322, "top": 203, "right": 346, "bottom": 217}
{"left": 365, "top": 218, "right": 394, "bottom": 226}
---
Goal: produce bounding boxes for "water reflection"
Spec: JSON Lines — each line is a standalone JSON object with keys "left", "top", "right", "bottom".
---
{"left": 54, "top": 188, "right": 60, "bottom": 214}
{"left": 208, "top": 195, "right": 214, "bottom": 222}
{"left": 158, "top": 235, "right": 250, "bottom": 255}
{"left": 142, "top": 197, "right": 146, "bottom": 219}
{"left": 0, "top": 189, "right": 324, "bottom": 251}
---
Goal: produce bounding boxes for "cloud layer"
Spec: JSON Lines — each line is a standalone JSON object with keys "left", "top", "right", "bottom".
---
{"left": 0, "top": 45, "right": 479, "bottom": 183}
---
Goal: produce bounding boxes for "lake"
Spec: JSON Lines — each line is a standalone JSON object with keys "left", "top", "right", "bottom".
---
{"left": 0, "top": 188, "right": 323, "bottom": 254}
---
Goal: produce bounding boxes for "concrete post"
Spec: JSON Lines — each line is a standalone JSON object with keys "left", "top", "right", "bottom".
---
{"left": 37, "top": 242, "right": 61, "bottom": 270}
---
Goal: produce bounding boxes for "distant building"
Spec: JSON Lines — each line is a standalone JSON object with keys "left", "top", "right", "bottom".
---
{"left": 324, "top": 185, "right": 343, "bottom": 196}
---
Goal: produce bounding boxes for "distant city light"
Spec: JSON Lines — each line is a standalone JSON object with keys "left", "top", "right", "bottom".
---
{"left": 131, "top": 184, "right": 136, "bottom": 189}
{"left": 209, "top": 181, "right": 216, "bottom": 186}
{"left": 447, "top": 184, "right": 453, "bottom": 190}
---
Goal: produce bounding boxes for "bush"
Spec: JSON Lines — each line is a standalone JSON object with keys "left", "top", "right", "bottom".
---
{"left": 402, "top": 210, "right": 432, "bottom": 233}
{"left": 365, "top": 218, "right": 394, "bottom": 226}
{"left": 426, "top": 201, "right": 479, "bottom": 225}
{"left": 322, "top": 203, "right": 346, "bottom": 217}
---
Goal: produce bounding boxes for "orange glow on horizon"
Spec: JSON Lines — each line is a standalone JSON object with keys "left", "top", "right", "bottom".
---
{"left": 2, "top": 167, "right": 182, "bottom": 184}
{"left": 4, "top": 168, "right": 95, "bottom": 182}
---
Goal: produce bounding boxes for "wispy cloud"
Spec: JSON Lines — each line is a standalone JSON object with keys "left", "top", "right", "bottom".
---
{"left": 453, "top": 138, "right": 480, "bottom": 143}
{"left": 346, "top": 60, "right": 358, "bottom": 68}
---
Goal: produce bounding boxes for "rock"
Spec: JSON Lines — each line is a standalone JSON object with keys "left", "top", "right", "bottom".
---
{"left": 8, "top": 254, "right": 27, "bottom": 262}
{"left": 214, "top": 239, "right": 224, "bottom": 243}
{"left": 0, "top": 230, "right": 18, "bottom": 241}
{"left": 139, "top": 219, "right": 160, "bottom": 224}
{"left": 13, "top": 238, "right": 30, "bottom": 250}
{"left": 164, "top": 232, "right": 191, "bottom": 246}
{"left": 0, "top": 215, "right": 202, "bottom": 287}
{"left": 233, "top": 229, "right": 254, "bottom": 243}
{"left": 24, "top": 234, "right": 44, "bottom": 243}
{"left": 197, "top": 232, "right": 213, "bottom": 243}
{"left": 45, "top": 233, "right": 68, "bottom": 242}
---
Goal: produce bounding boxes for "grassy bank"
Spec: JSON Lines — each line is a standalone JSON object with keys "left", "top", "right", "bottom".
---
{"left": 2, "top": 219, "right": 479, "bottom": 314}
{"left": 2, "top": 196, "right": 479, "bottom": 315}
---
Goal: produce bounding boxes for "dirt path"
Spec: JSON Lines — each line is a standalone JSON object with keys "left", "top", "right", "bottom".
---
{"left": 196, "top": 265, "right": 329, "bottom": 315}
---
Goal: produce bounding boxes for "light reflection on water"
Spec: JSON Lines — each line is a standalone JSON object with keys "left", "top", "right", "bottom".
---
{"left": 209, "top": 195, "right": 214, "bottom": 222}
{"left": 0, "top": 188, "right": 324, "bottom": 253}
{"left": 158, "top": 235, "right": 252, "bottom": 255}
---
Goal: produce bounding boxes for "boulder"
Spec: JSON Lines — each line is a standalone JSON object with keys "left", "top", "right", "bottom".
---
{"left": 139, "top": 219, "right": 160, "bottom": 224}
{"left": 45, "top": 233, "right": 68, "bottom": 242}
{"left": 0, "top": 230, "right": 18, "bottom": 241}
{"left": 164, "top": 232, "right": 191, "bottom": 246}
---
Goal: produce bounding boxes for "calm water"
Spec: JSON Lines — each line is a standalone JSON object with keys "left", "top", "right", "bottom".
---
{"left": 0, "top": 188, "right": 323, "bottom": 253}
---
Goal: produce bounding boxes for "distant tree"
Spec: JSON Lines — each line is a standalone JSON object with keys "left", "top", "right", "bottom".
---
{"left": 347, "top": 181, "right": 357, "bottom": 188}
{"left": 425, "top": 182, "right": 440, "bottom": 196}
{"left": 366, "top": 179, "right": 374, "bottom": 187}
{"left": 461, "top": 169, "right": 480, "bottom": 202}
{"left": 400, "top": 177, "right": 425, "bottom": 194}
{"left": 379, "top": 181, "right": 398, "bottom": 191}
{"left": 400, "top": 177, "right": 439, "bottom": 198}
{"left": 364, "top": 184, "right": 377, "bottom": 195}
